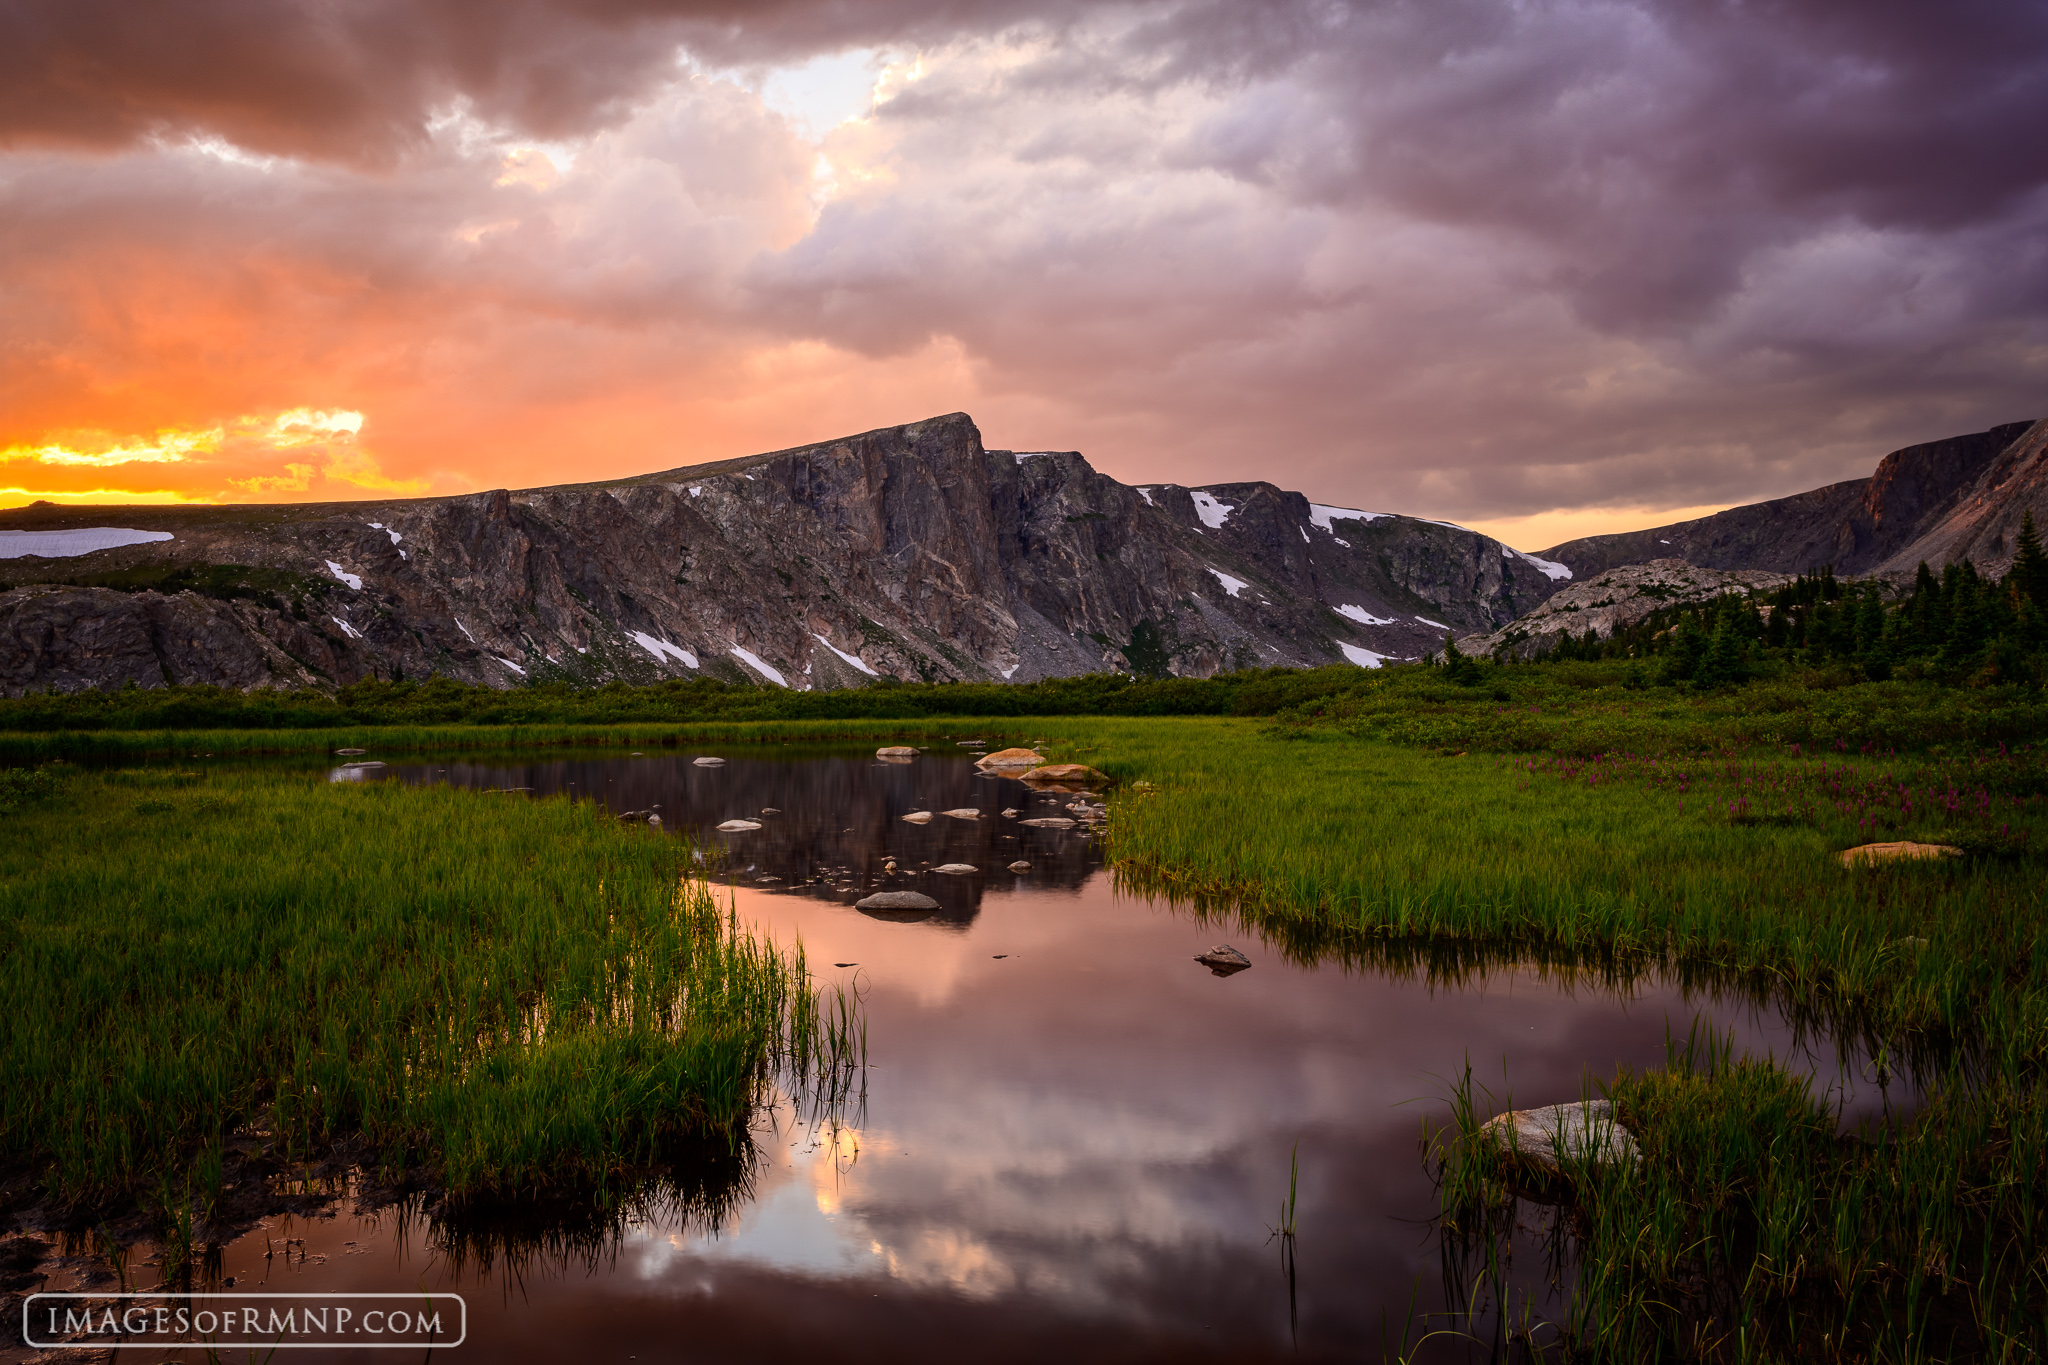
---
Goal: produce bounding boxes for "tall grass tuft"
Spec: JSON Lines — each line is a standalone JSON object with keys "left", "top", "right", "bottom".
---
{"left": 0, "top": 765, "right": 856, "bottom": 1218}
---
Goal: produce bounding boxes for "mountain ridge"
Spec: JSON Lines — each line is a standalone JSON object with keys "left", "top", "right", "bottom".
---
{"left": 0, "top": 413, "right": 1573, "bottom": 695}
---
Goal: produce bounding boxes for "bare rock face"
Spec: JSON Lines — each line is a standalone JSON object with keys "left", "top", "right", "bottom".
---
{"left": 0, "top": 413, "right": 1576, "bottom": 695}
{"left": 1452, "top": 560, "right": 1794, "bottom": 659}
{"left": 1540, "top": 420, "right": 2039, "bottom": 581}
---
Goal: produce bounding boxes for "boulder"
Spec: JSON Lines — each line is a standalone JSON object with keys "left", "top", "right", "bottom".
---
{"left": 1007, "top": 860, "right": 1032, "bottom": 872}
{"left": 1001, "top": 807, "right": 1019, "bottom": 817}
{"left": 1840, "top": 841, "right": 1964, "bottom": 867}
{"left": 693, "top": 756, "right": 727, "bottom": 767}
{"left": 876, "top": 746, "right": 918, "bottom": 758}
{"left": 901, "top": 811, "right": 934, "bottom": 824}
{"left": 1022, "top": 764, "right": 1112, "bottom": 787}
{"left": 975, "top": 747, "right": 1046, "bottom": 770}
{"left": 941, "top": 808, "right": 982, "bottom": 820}
{"left": 647, "top": 814, "right": 662, "bottom": 827}
{"left": 934, "top": 863, "right": 978, "bottom": 875}
{"left": 1018, "top": 816, "right": 1076, "bottom": 829}
{"left": 1195, "top": 945, "right": 1252, "bottom": 976}
{"left": 1479, "top": 1101, "right": 1639, "bottom": 1174}
{"left": 856, "top": 891, "right": 941, "bottom": 912}
{"left": 716, "top": 819, "right": 762, "bottom": 832}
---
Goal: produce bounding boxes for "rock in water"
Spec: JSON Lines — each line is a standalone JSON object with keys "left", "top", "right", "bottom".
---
{"left": 856, "top": 891, "right": 941, "bottom": 911}
{"left": 334, "top": 747, "right": 366, "bottom": 756}
{"left": 901, "top": 811, "right": 934, "bottom": 824}
{"left": 646, "top": 814, "right": 662, "bottom": 827}
{"left": 1196, "top": 945, "right": 1252, "bottom": 976}
{"left": 1479, "top": 1101, "right": 1639, "bottom": 1174}
{"left": 716, "top": 819, "right": 762, "bottom": 832}
{"left": 976, "top": 747, "right": 1046, "bottom": 770}
{"left": 1007, "top": 861, "right": 1032, "bottom": 872}
{"left": 934, "top": 863, "right": 977, "bottom": 875}
{"left": 876, "top": 746, "right": 918, "bottom": 758}
{"left": 1840, "top": 841, "right": 1964, "bottom": 867}
{"left": 1022, "top": 763, "right": 1113, "bottom": 787}
{"left": 941, "top": 808, "right": 982, "bottom": 820}
{"left": 1001, "top": 807, "right": 1019, "bottom": 817}
{"left": 1018, "top": 816, "right": 1075, "bottom": 829}
{"left": 693, "top": 756, "right": 726, "bottom": 767}
{"left": 957, "top": 740, "right": 986, "bottom": 747}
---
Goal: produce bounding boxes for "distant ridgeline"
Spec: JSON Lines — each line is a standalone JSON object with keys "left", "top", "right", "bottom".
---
{"left": 1439, "top": 513, "right": 2048, "bottom": 690}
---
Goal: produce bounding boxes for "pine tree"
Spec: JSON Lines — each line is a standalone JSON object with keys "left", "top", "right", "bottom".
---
{"left": 2013, "top": 508, "right": 2048, "bottom": 608}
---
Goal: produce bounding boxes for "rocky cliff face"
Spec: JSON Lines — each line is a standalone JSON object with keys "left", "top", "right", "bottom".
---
{"left": 1452, "top": 560, "right": 1795, "bottom": 660}
{"left": 1541, "top": 420, "right": 2040, "bottom": 580}
{"left": 0, "top": 413, "right": 1574, "bottom": 695}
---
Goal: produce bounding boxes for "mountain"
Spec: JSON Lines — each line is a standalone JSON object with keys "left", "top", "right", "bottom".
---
{"left": 1453, "top": 560, "right": 1796, "bottom": 660}
{"left": 1540, "top": 419, "right": 2044, "bottom": 581}
{"left": 0, "top": 413, "right": 1575, "bottom": 695}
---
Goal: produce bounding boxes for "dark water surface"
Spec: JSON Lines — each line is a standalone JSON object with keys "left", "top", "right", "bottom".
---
{"left": 188, "top": 749, "right": 1906, "bottom": 1360}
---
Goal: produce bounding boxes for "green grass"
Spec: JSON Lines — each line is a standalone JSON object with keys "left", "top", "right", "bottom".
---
{"left": 0, "top": 765, "right": 856, "bottom": 1230}
{"left": 7, "top": 666, "right": 2047, "bottom": 1352}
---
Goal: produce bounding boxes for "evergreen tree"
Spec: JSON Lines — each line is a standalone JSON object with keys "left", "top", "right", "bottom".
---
{"left": 2013, "top": 508, "right": 2048, "bottom": 608}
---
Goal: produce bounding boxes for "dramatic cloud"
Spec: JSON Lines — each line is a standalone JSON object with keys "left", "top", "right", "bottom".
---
{"left": 2, "top": 0, "right": 2044, "bottom": 544}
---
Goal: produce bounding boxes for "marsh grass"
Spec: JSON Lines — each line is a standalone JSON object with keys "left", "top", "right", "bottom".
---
{"left": 0, "top": 765, "right": 857, "bottom": 1228}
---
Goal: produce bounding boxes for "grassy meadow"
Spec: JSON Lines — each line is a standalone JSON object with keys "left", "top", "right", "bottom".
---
{"left": 5, "top": 655, "right": 2047, "bottom": 1355}
{"left": 0, "top": 764, "right": 857, "bottom": 1275}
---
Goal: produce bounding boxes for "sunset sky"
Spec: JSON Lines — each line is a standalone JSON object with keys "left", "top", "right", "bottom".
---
{"left": 3, "top": 0, "right": 2044, "bottom": 548}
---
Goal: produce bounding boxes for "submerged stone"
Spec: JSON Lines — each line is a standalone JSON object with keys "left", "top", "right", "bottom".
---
{"left": 856, "top": 891, "right": 941, "bottom": 911}
{"left": 1018, "top": 816, "right": 1075, "bottom": 829}
{"left": 1196, "top": 945, "right": 1252, "bottom": 976}
{"left": 934, "top": 863, "right": 978, "bottom": 875}
{"left": 693, "top": 756, "right": 727, "bottom": 767}
{"left": 1007, "top": 861, "right": 1032, "bottom": 872}
{"left": 941, "top": 808, "right": 982, "bottom": 820}
{"left": 876, "top": 746, "right": 918, "bottom": 758}
{"left": 1022, "top": 763, "right": 1113, "bottom": 787}
{"left": 901, "top": 811, "right": 934, "bottom": 824}
{"left": 716, "top": 819, "right": 762, "bottom": 832}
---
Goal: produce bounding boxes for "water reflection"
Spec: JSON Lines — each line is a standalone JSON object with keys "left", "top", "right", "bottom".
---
{"left": 347, "top": 748, "right": 1102, "bottom": 928}
{"left": 192, "top": 748, "right": 1924, "bottom": 1360}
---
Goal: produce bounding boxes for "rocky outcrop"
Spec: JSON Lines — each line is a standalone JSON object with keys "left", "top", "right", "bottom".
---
{"left": 0, "top": 413, "right": 1574, "bottom": 695}
{"left": 1541, "top": 420, "right": 2039, "bottom": 580}
{"left": 1452, "top": 560, "right": 1794, "bottom": 659}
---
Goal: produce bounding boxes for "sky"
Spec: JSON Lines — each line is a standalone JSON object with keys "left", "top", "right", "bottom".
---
{"left": 2, "top": 0, "right": 2044, "bottom": 549}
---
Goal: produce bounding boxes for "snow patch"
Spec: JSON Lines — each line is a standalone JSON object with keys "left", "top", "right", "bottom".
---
{"left": 0, "top": 527, "right": 173, "bottom": 559}
{"left": 689, "top": 486, "right": 703, "bottom": 497}
{"left": 456, "top": 621, "right": 475, "bottom": 643}
{"left": 1013, "top": 451, "right": 1055, "bottom": 464}
{"left": 330, "top": 616, "right": 363, "bottom": 640}
{"left": 1299, "top": 527, "right": 1310, "bottom": 543}
{"left": 1308, "top": 504, "right": 1386, "bottom": 531}
{"left": 730, "top": 646, "right": 787, "bottom": 687}
{"left": 494, "top": 656, "right": 525, "bottom": 675}
{"left": 1415, "top": 616, "right": 1451, "bottom": 630}
{"left": 1190, "top": 490, "right": 1234, "bottom": 529}
{"left": 1207, "top": 567, "right": 1249, "bottom": 597}
{"left": 630, "top": 631, "right": 698, "bottom": 669}
{"left": 1512, "top": 549, "right": 1574, "bottom": 581}
{"left": 812, "top": 632, "right": 879, "bottom": 678}
{"left": 1659, "top": 539, "right": 1671, "bottom": 545}
{"left": 1334, "top": 604, "right": 1397, "bottom": 626}
{"left": 1135, "top": 487, "right": 1155, "bottom": 506}
{"left": 1339, "top": 643, "right": 1390, "bottom": 668}
{"left": 999, "top": 663, "right": 1020, "bottom": 680}
{"left": 324, "top": 561, "right": 362, "bottom": 590}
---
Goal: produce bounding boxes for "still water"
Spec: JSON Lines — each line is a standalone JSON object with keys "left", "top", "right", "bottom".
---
{"left": 204, "top": 749, "right": 1910, "bottom": 1358}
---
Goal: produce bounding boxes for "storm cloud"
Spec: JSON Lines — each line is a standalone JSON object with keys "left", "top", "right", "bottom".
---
{"left": 2, "top": 0, "right": 2043, "bottom": 539}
